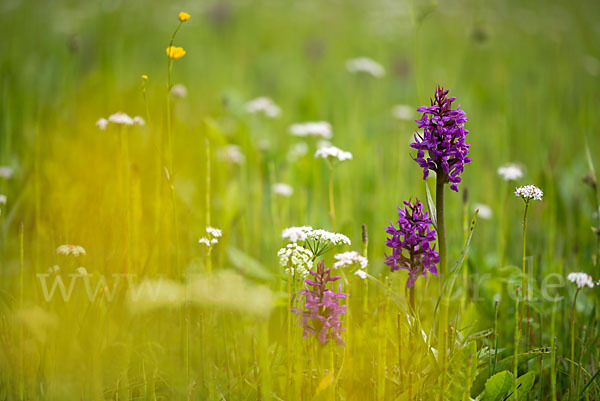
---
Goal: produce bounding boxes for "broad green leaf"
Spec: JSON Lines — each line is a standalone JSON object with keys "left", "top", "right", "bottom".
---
{"left": 480, "top": 370, "right": 513, "bottom": 401}
{"left": 516, "top": 371, "right": 536, "bottom": 400}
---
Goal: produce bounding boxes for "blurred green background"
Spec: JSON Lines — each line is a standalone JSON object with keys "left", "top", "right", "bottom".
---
{"left": 1, "top": 0, "right": 600, "bottom": 399}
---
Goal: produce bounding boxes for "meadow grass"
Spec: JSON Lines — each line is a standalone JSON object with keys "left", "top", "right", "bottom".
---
{"left": 1, "top": 0, "right": 600, "bottom": 399}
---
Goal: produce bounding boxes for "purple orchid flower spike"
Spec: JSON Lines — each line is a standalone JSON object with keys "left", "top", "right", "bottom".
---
{"left": 385, "top": 199, "right": 439, "bottom": 288}
{"left": 410, "top": 86, "right": 471, "bottom": 192}
{"left": 293, "top": 261, "right": 347, "bottom": 345}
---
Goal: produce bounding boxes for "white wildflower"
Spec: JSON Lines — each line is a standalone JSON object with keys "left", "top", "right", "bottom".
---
{"left": 306, "top": 229, "right": 351, "bottom": 246}
{"left": 0, "top": 166, "right": 13, "bottom": 179}
{"left": 287, "top": 142, "right": 308, "bottom": 162}
{"left": 314, "top": 145, "right": 353, "bottom": 162}
{"left": 245, "top": 97, "right": 281, "bottom": 118}
{"left": 206, "top": 226, "right": 222, "bottom": 238}
{"left": 108, "top": 112, "right": 134, "bottom": 126}
{"left": 567, "top": 272, "right": 595, "bottom": 289}
{"left": 334, "top": 251, "right": 368, "bottom": 269}
{"left": 474, "top": 203, "right": 493, "bottom": 220}
{"left": 220, "top": 145, "right": 245, "bottom": 165}
{"left": 515, "top": 185, "right": 543, "bottom": 202}
{"left": 0, "top": 194, "right": 6, "bottom": 205}
{"left": 133, "top": 116, "right": 146, "bottom": 126}
{"left": 96, "top": 118, "right": 108, "bottom": 130}
{"left": 75, "top": 267, "right": 89, "bottom": 275}
{"left": 282, "top": 226, "right": 313, "bottom": 243}
{"left": 56, "top": 244, "right": 86, "bottom": 257}
{"left": 289, "top": 121, "right": 332, "bottom": 139}
{"left": 498, "top": 163, "right": 524, "bottom": 181}
{"left": 278, "top": 243, "right": 313, "bottom": 279}
{"left": 345, "top": 57, "right": 385, "bottom": 78}
{"left": 273, "top": 183, "right": 293, "bottom": 197}
{"left": 199, "top": 226, "right": 222, "bottom": 248}
{"left": 354, "top": 269, "right": 368, "bottom": 279}
{"left": 391, "top": 104, "right": 414, "bottom": 121}
{"left": 47, "top": 265, "right": 60, "bottom": 274}
{"left": 170, "top": 84, "right": 188, "bottom": 98}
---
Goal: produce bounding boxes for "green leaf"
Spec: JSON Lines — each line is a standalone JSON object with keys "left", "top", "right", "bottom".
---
{"left": 472, "top": 350, "right": 549, "bottom": 397}
{"left": 515, "top": 371, "right": 536, "bottom": 400}
{"left": 480, "top": 370, "right": 513, "bottom": 401}
{"left": 227, "top": 247, "right": 276, "bottom": 282}
{"left": 425, "top": 180, "right": 437, "bottom": 229}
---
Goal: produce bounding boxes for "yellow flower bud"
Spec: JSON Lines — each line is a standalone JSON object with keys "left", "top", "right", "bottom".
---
{"left": 166, "top": 46, "right": 186, "bottom": 59}
{"left": 178, "top": 12, "right": 190, "bottom": 22}
{"left": 141, "top": 74, "right": 148, "bottom": 81}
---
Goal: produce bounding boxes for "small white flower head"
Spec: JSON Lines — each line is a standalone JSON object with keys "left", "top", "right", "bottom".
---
{"left": 334, "top": 251, "right": 368, "bottom": 269}
{"left": 108, "top": 112, "right": 134, "bottom": 126}
{"left": 96, "top": 118, "right": 108, "bottom": 130}
{"left": 289, "top": 121, "right": 332, "bottom": 139}
{"left": 133, "top": 116, "right": 146, "bottom": 126}
{"left": 56, "top": 244, "right": 86, "bottom": 257}
{"left": 273, "top": 183, "right": 293, "bottom": 197}
{"left": 245, "top": 97, "right": 281, "bottom": 118}
{"left": 498, "top": 163, "right": 524, "bottom": 181}
{"left": 282, "top": 226, "right": 313, "bottom": 243}
{"left": 0, "top": 194, "right": 6, "bottom": 205}
{"left": 278, "top": 243, "right": 313, "bottom": 279}
{"left": 314, "top": 145, "right": 353, "bottom": 162}
{"left": 391, "top": 104, "right": 414, "bottom": 121}
{"left": 206, "top": 226, "right": 222, "bottom": 238}
{"left": 345, "top": 57, "right": 385, "bottom": 78}
{"left": 199, "top": 226, "right": 222, "bottom": 248}
{"left": 47, "top": 265, "right": 60, "bottom": 274}
{"left": 287, "top": 142, "right": 308, "bottom": 162}
{"left": 220, "top": 145, "right": 245, "bottom": 165}
{"left": 306, "top": 229, "right": 351, "bottom": 246}
{"left": 567, "top": 272, "right": 595, "bottom": 289}
{"left": 0, "top": 166, "right": 14, "bottom": 179}
{"left": 515, "top": 185, "right": 543, "bottom": 202}
{"left": 354, "top": 269, "right": 368, "bottom": 279}
{"left": 75, "top": 267, "right": 89, "bottom": 275}
{"left": 474, "top": 203, "right": 493, "bottom": 220}
{"left": 170, "top": 84, "right": 188, "bottom": 98}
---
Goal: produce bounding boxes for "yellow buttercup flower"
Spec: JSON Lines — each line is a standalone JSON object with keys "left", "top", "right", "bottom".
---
{"left": 141, "top": 74, "right": 148, "bottom": 81}
{"left": 178, "top": 12, "right": 190, "bottom": 22}
{"left": 166, "top": 46, "right": 186, "bottom": 59}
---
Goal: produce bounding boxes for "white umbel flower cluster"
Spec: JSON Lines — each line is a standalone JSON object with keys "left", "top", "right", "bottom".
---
{"left": 278, "top": 243, "right": 313, "bottom": 279}
{"left": 498, "top": 164, "right": 524, "bottom": 181}
{"left": 282, "top": 226, "right": 313, "bottom": 243}
{"left": 567, "top": 272, "right": 595, "bottom": 289}
{"left": 0, "top": 194, "right": 6, "bottom": 205}
{"left": 245, "top": 97, "right": 281, "bottom": 118}
{"left": 306, "top": 229, "right": 351, "bottom": 246}
{"left": 289, "top": 121, "right": 332, "bottom": 139}
{"left": 515, "top": 185, "right": 543, "bottom": 201}
{"left": 314, "top": 145, "right": 352, "bottom": 162}
{"left": 345, "top": 57, "right": 385, "bottom": 78}
{"left": 97, "top": 112, "right": 146, "bottom": 129}
{"left": 272, "top": 183, "right": 293, "bottom": 197}
{"left": 199, "top": 226, "right": 222, "bottom": 247}
{"left": 334, "top": 251, "right": 368, "bottom": 269}
{"left": 56, "top": 244, "right": 86, "bottom": 257}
